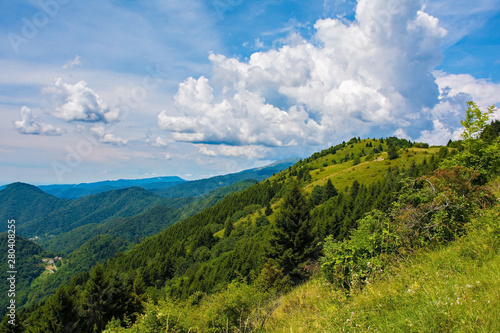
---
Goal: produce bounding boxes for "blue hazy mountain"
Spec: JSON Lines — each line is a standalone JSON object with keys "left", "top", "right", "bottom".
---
{"left": 36, "top": 176, "right": 186, "bottom": 199}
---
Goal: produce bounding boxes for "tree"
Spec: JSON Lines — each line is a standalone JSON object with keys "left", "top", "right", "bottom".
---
{"left": 27, "top": 286, "right": 78, "bottom": 333}
{"left": 224, "top": 217, "right": 233, "bottom": 237}
{"left": 310, "top": 185, "right": 324, "bottom": 206}
{"left": 323, "top": 179, "right": 338, "bottom": 201}
{"left": 268, "top": 181, "right": 312, "bottom": 282}
{"left": 387, "top": 145, "right": 399, "bottom": 160}
{"left": 443, "top": 101, "right": 500, "bottom": 178}
{"left": 461, "top": 101, "right": 495, "bottom": 142}
{"left": 264, "top": 204, "right": 273, "bottom": 216}
{"left": 480, "top": 119, "right": 500, "bottom": 144}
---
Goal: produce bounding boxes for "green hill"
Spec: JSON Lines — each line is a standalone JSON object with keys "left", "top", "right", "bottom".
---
{"left": 20, "top": 234, "right": 131, "bottom": 312}
{"left": 0, "top": 179, "right": 263, "bottom": 320}
{"left": 40, "top": 205, "right": 181, "bottom": 255}
{"left": 265, "top": 200, "right": 500, "bottom": 332}
{"left": 0, "top": 183, "right": 70, "bottom": 233}
{"left": 17, "top": 186, "right": 168, "bottom": 238}
{"left": 40, "top": 179, "right": 260, "bottom": 255}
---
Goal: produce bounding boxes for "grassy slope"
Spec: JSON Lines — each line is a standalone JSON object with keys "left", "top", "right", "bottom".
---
{"left": 215, "top": 139, "right": 439, "bottom": 237}
{"left": 265, "top": 185, "right": 500, "bottom": 332}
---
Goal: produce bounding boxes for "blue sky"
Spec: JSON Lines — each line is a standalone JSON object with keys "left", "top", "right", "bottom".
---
{"left": 1, "top": 0, "right": 499, "bottom": 185}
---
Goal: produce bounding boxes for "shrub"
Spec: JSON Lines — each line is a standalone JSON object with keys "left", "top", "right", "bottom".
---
{"left": 321, "top": 210, "right": 399, "bottom": 290}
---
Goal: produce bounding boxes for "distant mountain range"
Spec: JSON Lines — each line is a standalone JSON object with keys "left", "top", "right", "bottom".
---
{"left": 151, "top": 158, "right": 300, "bottom": 198}
{"left": 0, "top": 158, "right": 299, "bottom": 199}
{"left": 37, "top": 176, "right": 186, "bottom": 199}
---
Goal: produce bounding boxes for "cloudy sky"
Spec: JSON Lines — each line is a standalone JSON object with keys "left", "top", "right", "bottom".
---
{"left": 1, "top": 0, "right": 499, "bottom": 185}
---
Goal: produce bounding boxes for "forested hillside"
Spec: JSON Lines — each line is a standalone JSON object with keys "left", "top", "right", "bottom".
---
{"left": 2, "top": 136, "right": 443, "bottom": 332}
{"left": 0, "top": 183, "right": 70, "bottom": 233}
{"left": 0, "top": 174, "right": 285, "bottom": 321}
{"left": 41, "top": 179, "right": 259, "bottom": 255}
{"left": 0, "top": 185, "right": 168, "bottom": 238}
{"left": 1, "top": 102, "right": 498, "bottom": 332}
{"left": 0, "top": 235, "right": 53, "bottom": 318}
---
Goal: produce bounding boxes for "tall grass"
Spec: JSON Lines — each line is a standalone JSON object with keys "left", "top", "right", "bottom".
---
{"left": 265, "top": 204, "right": 500, "bottom": 332}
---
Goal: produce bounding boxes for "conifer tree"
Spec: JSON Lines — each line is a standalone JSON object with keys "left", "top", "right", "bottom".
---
{"left": 323, "top": 179, "right": 338, "bottom": 201}
{"left": 264, "top": 204, "right": 273, "bottom": 216}
{"left": 224, "top": 216, "right": 233, "bottom": 237}
{"left": 268, "top": 181, "right": 312, "bottom": 282}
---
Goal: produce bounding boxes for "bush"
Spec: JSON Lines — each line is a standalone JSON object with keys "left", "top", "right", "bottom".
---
{"left": 395, "top": 167, "right": 495, "bottom": 246}
{"left": 321, "top": 210, "right": 399, "bottom": 290}
{"left": 321, "top": 166, "right": 495, "bottom": 290}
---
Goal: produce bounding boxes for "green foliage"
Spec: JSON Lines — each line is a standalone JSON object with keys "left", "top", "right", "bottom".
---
{"left": 264, "top": 204, "right": 273, "bottom": 216}
{"left": 323, "top": 179, "right": 338, "bottom": 201}
{"left": 223, "top": 217, "right": 233, "bottom": 237}
{"left": 387, "top": 145, "right": 399, "bottom": 160}
{"left": 0, "top": 183, "right": 68, "bottom": 234}
{"left": 442, "top": 102, "right": 500, "bottom": 179}
{"left": 268, "top": 181, "right": 313, "bottom": 283}
{"left": 321, "top": 166, "right": 495, "bottom": 290}
{"left": 103, "top": 280, "right": 269, "bottom": 333}
{"left": 24, "top": 286, "right": 78, "bottom": 333}
{"left": 321, "top": 210, "right": 399, "bottom": 289}
{"left": 460, "top": 101, "right": 495, "bottom": 141}
{"left": 310, "top": 185, "right": 325, "bottom": 206}
{"left": 395, "top": 167, "right": 494, "bottom": 245}
{"left": 0, "top": 234, "right": 48, "bottom": 317}
{"left": 21, "top": 235, "right": 131, "bottom": 312}
{"left": 267, "top": 200, "right": 500, "bottom": 332}
{"left": 480, "top": 119, "right": 500, "bottom": 144}
{"left": 10, "top": 186, "right": 169, "bottom": 239}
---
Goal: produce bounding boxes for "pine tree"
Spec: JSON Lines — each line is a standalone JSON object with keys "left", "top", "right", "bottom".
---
{"left": 310, "top": 185, "right": 325, "bottom": 206}
{"left": 323, "top": 179, "right": 338, "bottom": 201}
{"left": 264, "top": 204, "right": 273, "bottom": 216}
{"left": 268, "top": 181, "right": 312, "bottom": 282}
{"left": 224, "top": 216, "right": 233, "bottom": 237}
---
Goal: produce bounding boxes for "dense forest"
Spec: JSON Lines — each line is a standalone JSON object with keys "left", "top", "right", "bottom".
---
{"left": 1, "top": 102, "right": 499, "bottom": 332}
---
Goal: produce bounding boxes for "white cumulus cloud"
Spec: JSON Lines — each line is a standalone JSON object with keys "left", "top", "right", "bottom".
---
{"left": 43, "top": 77, "right": 121, "bottom": 123}
{"left": 14, "top": 106, "right": 66, "bottom": 136}
{"left": 417, "top": 119, "right": 463, "bottom": 145}
{"left": 434, "top": 72, "right": 500, "bottom": 110}
{"left": 158, "top": 0, "right": 452, "bottom": 150}
{"left": 157, "top": 0, "right": 500, "bottom": 153}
